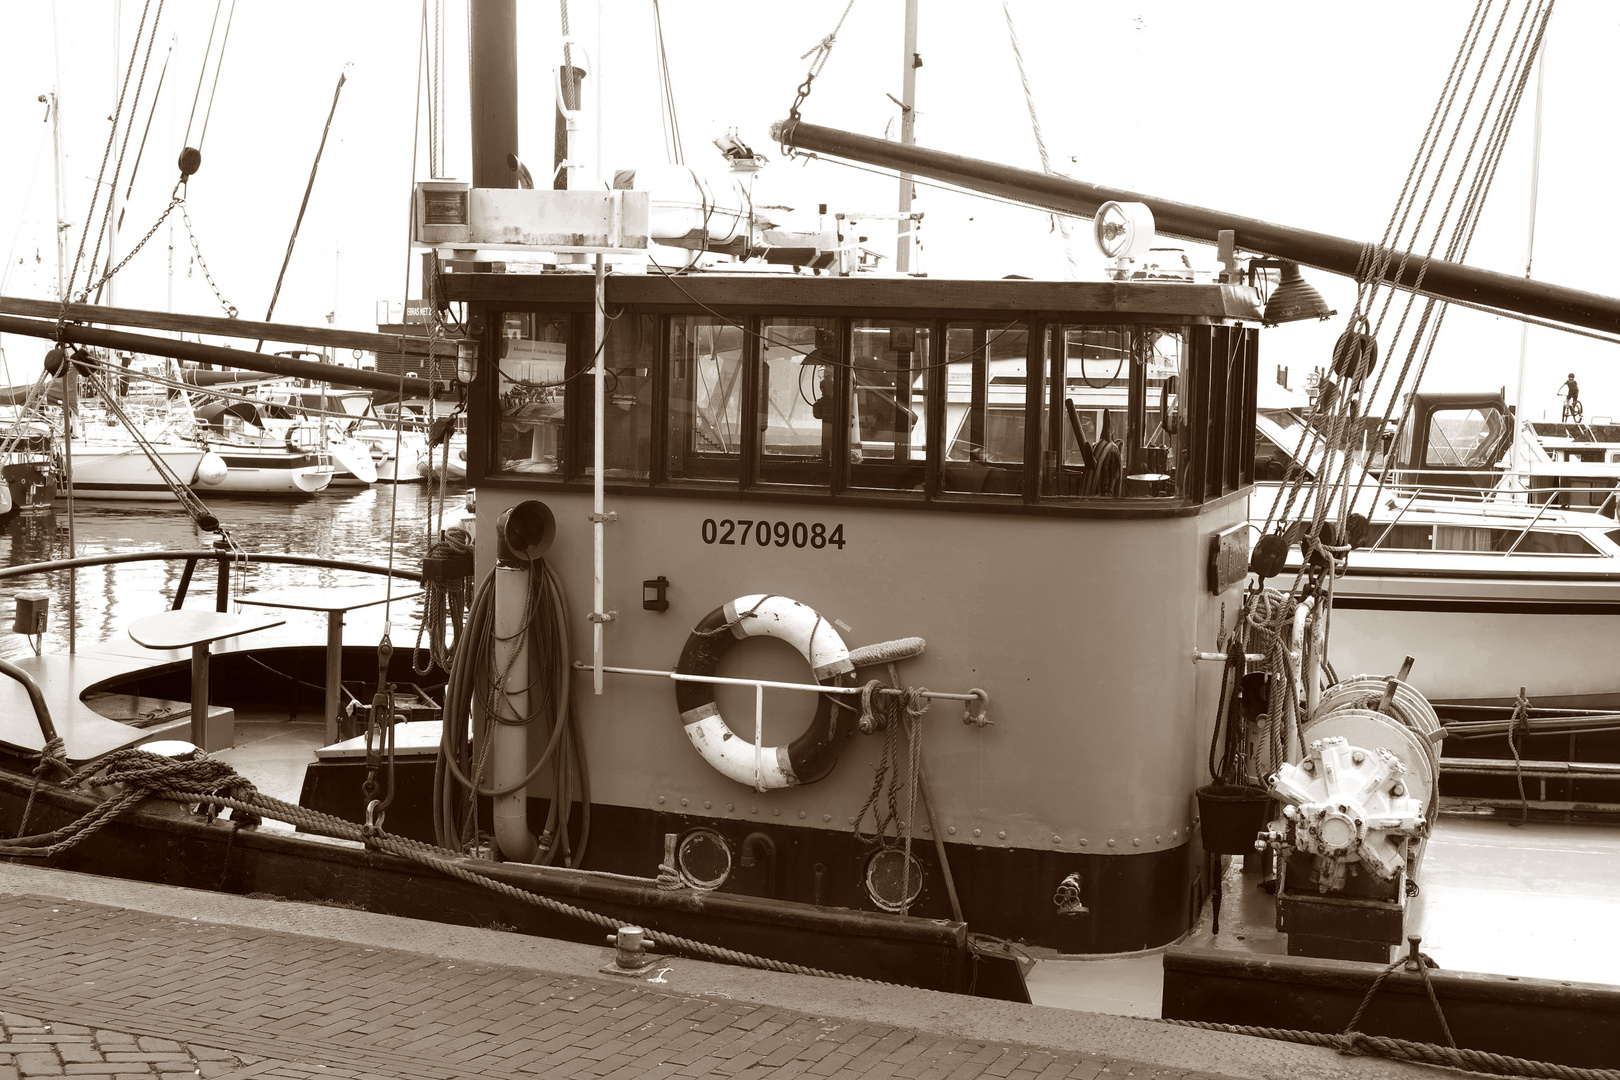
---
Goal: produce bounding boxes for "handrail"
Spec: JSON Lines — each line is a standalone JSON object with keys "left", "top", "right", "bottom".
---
{"left": 0, "top": 655, "right": 61, "bottom": 749}
{"left": 0, "top": 550, "right": 424, "bottom": 584}
{"left": 1503, "top": 490, "right": 1562, "bottom": 556}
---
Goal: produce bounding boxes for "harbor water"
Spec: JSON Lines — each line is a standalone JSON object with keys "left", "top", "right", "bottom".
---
{"left": 0, "top": 485, "right": 465, "bottom": 660}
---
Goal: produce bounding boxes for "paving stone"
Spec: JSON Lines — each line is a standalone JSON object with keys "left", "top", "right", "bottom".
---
{"left": 0, "top": 893, "right": 1298, "bottom": 1080}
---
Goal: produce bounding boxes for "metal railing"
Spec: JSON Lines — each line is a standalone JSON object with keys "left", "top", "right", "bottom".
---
{"left": 0, "top": 548, "right": 420, "bottom": 754}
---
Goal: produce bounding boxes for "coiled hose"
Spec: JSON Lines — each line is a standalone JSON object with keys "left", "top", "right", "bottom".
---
{"left": 434, "top": 558, "right": 590, "bottom": 866}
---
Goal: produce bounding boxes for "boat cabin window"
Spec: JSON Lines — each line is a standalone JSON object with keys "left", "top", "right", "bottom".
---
{"left": 667, "top": 316, "right": 743, "bottom": 482}
{"left": 850, "top": 319, "right": 929, "bottom": 492}
{"left": 942, "top": 322, "right": 1028, "bottom": 496}
{"left": 497, "top": 312, "right": 570, "bottom": 474}
{"left": 1376, "top": 522, "right": 1599, "bottom": 555}
{"left": 1040, "top": 325, "right": 1186, "bottom": 499}
{"left": 572, "top": 313, "right": 655, "bottom": 480}
{"left": 474, "top": 294, "right": 1258, "bottom": 512}
{"left": 759, "top": 318, "right": 836, "bottom": 488}
{"left": 1422, "top": 407, "right": 1507, "bottom": 469}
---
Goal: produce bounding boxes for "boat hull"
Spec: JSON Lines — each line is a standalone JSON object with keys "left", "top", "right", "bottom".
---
{"left": 59, "top": 446, "right": 206, "bottom": 499}
{"left": 0, "top": 761, "right": 1003, "bottom": 997}
{"left": 1324, "top": 562, "right": 1620, "bottom": 707}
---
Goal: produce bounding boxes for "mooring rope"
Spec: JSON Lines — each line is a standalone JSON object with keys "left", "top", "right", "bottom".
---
{"left": 2, "top": 747, "right": 881, "bottom": 986}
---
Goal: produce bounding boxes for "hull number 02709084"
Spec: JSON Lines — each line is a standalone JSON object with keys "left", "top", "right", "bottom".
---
{"left": 701, "top": 518, "right": 846, "bottom": 550}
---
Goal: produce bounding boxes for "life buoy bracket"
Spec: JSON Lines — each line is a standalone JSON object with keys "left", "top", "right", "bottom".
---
{"left": 675, "top": 594, "right": 856, "bottom": 789}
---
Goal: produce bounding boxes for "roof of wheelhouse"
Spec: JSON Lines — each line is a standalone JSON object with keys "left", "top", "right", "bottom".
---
{"left": 439, "top": 272, "right": 1265, "bottom": 320}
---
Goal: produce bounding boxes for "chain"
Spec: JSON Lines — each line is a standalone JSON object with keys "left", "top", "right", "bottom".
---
{"left": 182, "top": 198, "right": 238, "bottom": 317}
{"left": 75, "top": 193, "right": 183, "bottom": 304}
{"left": 780, "top": 0, "right": 858, "bottom": 154}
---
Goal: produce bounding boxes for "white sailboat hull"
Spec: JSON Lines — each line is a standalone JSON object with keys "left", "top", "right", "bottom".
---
{"left": 60, "top": 444, "right": 206, "bottom": 500}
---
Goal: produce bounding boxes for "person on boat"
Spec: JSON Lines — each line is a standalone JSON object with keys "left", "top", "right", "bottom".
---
{"left": 1559, "top": 373, "right": 1582, "bottom": 422}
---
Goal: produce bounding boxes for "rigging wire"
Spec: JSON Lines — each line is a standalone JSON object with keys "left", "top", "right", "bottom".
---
{"left": 194, "top": 0, "right": 236, "bottom": 152}
{"left": 1002, "top": 1, "right": 1077, "bottom": 278}
{"left": 181, "top": 0, "right": 224, "bottom": 149}
{"left": 384, "top": 0, "right": 431, "bottom": 630}
{"left": 1263, "top": 0, "right": 1554, "bottom": 560}
{"left": 651, "top": 0, "right": 683, "bottom": 165}
{"left": 62, "top": 0, "right": 160, "bottom": 308}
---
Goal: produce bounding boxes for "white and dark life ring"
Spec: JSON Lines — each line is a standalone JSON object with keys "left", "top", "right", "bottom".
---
{"left": 675, "top": 594, "right": 856, "bottom": 789}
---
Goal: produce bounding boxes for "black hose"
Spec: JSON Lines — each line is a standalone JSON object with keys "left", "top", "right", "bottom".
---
{"left": 433, "top": 558, "right": 590, "bottom": 867}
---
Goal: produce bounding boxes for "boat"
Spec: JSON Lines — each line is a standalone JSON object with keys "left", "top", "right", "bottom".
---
{"left": 3, "top": 4, "right": 1619, "bottom": 1071}
{"left": 192, "top": 400, "right": 336, "bottom": 496}
{"left": 351, "top": 401, "right": 434, "bottom": 484}
{"left": 1254, "top": 391, "right": 1620, "bottom": 708}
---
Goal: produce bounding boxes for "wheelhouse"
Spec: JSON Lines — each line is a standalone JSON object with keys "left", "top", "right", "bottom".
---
{"left": 449, "top": 270, "right": 1265, "bottom": 955}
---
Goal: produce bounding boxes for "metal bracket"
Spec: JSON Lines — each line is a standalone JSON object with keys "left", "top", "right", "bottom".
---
{"left": 587, "top": 610, "right": 617, "bottom": 623}
{"left": 588, "top": 511, "right": 618, "bottom": 523}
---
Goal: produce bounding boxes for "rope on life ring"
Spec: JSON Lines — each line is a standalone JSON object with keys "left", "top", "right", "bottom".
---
{"left": 675, "top": 594, "right": 856, "bottom": 790}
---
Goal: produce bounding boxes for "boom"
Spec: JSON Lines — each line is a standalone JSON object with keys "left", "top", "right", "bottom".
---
{"left": 771, "top": 118, "right": 1620, "bottom": 337}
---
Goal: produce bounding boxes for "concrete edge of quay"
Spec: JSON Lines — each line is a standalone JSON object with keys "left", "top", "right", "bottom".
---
{"left": 0, "top": 862, "right": 1435, "bottom": 1080}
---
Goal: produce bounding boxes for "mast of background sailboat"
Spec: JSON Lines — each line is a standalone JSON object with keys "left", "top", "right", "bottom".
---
{"left": 1512, "top": 41, "right": 1547, "bottom": 477}
{"left": 895, "top": 0, "right": 918, "bottom": 273}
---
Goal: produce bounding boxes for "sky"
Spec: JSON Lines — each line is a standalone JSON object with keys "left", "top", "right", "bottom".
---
{"left": 2, "top": 0, "right": 1617, "bottom": 422}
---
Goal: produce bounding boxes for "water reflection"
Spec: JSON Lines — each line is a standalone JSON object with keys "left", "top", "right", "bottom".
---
{"left": 0, "top": 486, "right": 462, "bottom": 659}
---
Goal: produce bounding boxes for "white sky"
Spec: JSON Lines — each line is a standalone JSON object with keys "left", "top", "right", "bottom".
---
{"left": 3, "top": 0, "right": 1617, "bottom": 422}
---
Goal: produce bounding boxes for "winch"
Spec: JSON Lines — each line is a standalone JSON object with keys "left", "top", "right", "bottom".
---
{"left": 1258, "top": 674, "right": 1443, "bottom": 962}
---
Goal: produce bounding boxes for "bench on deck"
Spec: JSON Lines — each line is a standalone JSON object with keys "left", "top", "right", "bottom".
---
{"left": 0, "top": 652, "right": 204, "bottom": 765}
{"left": 127, "top": 610, "right": 284, "bottom": 752}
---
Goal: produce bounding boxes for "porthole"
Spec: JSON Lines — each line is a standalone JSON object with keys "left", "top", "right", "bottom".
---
{"left": 864, "top": 848, "right": 924, "bottom": 912}
{"left": 677, "top": 828, "right": 733, "bottom": 891}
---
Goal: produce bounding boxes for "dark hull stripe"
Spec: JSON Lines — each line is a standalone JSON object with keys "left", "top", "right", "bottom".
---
{"left": 1335, "top": 596, "right": 1620, "bottom": 615}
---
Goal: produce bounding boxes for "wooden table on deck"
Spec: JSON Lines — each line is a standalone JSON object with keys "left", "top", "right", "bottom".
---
{"left": 235, "top": 585, "right": 423, "bottom": 745}
{"left": 127, "top": 610, "right": 286, "bottom": 750}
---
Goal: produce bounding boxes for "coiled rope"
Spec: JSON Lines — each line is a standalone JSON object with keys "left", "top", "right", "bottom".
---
{"left": 412, "top": 527, "right": 473, "bottom": 675}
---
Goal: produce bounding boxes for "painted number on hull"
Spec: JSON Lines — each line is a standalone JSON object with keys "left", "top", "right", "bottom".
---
{"left": 701, "top": 518, "right": 845, "bottom": 550}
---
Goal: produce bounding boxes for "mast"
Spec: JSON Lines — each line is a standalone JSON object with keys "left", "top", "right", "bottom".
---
{"left": 895, "top": 0, "right": 919, "bottom": 273}
{"left": 467, "top": 0, "right": 518, "bottom": 188}
{"left": 1512, "top": 39, "right": 1548, "bottom": 476}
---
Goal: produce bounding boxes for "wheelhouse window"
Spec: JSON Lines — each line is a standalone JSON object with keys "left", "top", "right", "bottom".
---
{"left": 758, "top": 317, "right": 836, "bottom": 488}
{"left": 473, "top": 296, "right": 1258, "bottom": 510}
{"left": 668, "top": 316, "right": 744, "bottom": 481}
{"left": 496, "top": 312, "right": 570, "bottom": 475}
{"left": 942, "top": 322, "right": 1027, "bottom": 495}
{"left": 574, "top": 313, "right": 655, "bottom": 480}
{"left": 1041, "top": 325, "right": 1186, "bottom": 499}
{"left": 849, "top": 319, "right": 929, "bottom": 492}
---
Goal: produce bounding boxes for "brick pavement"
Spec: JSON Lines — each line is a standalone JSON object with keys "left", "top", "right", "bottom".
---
{"left": 0, "top": 895, "right": 1236, "bottom": 1080}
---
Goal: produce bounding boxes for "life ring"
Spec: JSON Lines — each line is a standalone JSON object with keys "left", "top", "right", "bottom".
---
{"left": 675, "top": 594, "right": 856, "bottom": 789}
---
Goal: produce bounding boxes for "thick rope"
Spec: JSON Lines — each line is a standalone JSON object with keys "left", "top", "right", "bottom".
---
{"left": 1509, "top": 688, "right": 1533, "bottom": 827}
{"left": 0, "top": 748, "right": 881, "bottom": 985}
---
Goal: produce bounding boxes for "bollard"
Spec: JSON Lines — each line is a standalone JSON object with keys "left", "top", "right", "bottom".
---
{"left": 601, "top": 925, "right": 659, "bottom": 976}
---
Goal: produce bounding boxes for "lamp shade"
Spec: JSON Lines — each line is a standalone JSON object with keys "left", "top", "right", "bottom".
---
{"left": 1263, "top": 261, "right": 1336, "bottom": 325}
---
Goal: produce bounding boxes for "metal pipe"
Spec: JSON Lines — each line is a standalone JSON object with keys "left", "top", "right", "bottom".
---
{"left": 0, "top": 313, "right": 426, "bottom": 394}
{"left": 0, "top": 549, "right": 422, "bottom": 582}
{"left": 491, "top": 564, "right": 538, "bottom": 862}
{"left": 577, "top": 662, "right": 984, "bottom": 702}
{"left": 770, "top": 119, "right": 1620, "bottom": 336}
{"left": 592, "top": 253, "right": 607, "bottom": 694}
{"left": 0, "top": 657, "right": 61, "bottom": 746}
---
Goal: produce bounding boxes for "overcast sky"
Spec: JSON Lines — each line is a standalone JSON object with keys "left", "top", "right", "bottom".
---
{"left": 3, "top": 0, "right": 1616, "bottom": 421}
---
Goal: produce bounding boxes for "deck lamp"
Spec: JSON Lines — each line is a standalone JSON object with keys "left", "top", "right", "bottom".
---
{"left": 1262, "top": 261, "right": 1336, "bottom": 325}
{"left": 456, "top": 341, "right": 479, "bottom": 384}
